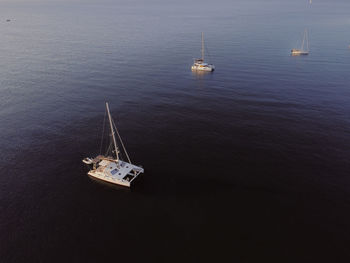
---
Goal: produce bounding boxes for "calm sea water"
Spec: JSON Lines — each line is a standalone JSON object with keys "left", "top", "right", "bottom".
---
{"left": 1, "top": 0, "right": 350, "bottom": 262}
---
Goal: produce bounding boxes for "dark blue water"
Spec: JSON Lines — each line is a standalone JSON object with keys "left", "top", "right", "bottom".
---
{"left": 1, "top": 0, "right": 350, "bottom": 262}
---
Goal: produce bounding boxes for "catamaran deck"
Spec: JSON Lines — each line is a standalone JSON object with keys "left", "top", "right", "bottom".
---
{"left": 88, "top": 159, "right": 144, "bottom": 187}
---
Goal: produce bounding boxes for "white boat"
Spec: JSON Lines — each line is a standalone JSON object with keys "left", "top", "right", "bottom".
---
{"left": 191, "top": 32, "right": 215, "bottom": 72}
{"left": 291, "top": 29, "right": 309, "bottom": 56}
{"left": 82, "top": 102, "right": 144, "bottom": 187}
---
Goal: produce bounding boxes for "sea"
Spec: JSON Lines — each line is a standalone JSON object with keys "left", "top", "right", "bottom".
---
{"left": 0, "top": 0, "right": 350, "bottom": 262}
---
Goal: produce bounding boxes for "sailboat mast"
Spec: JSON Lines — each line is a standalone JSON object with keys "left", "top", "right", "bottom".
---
{"left": 106, "top": 102, "right": 119, "bottom": 161}
{"left": 201, "top": 32, "right": 204, "bottom": 61}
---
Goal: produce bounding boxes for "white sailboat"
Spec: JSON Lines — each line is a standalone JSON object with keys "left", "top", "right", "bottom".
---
{"left": 82, "top": 102, "right": 144, "bottom": 187}
{"left": 291, "top": 29, "right": 309, "bottom": 56}
{"left": 191, "top": 32, "right": 215, "bottom": 72}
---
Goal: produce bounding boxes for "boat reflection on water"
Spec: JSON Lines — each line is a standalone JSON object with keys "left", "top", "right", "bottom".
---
{"left": 191, "top": 68, "right": 215, "bottom": 82}
{"left": 191, "top": 70, "right": 213, "bottom": 75}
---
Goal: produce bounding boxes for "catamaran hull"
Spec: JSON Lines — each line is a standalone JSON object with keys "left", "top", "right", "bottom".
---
{"left": 191, "top": 65, "right": 215, "bottom": 72}
{"left": 88, "top": 171, "right": 132, "bottom": 187}
{"left": 291, "top": 51, "right": 309, "bottom": 56}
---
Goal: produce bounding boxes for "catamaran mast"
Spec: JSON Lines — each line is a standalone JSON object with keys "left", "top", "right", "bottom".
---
{"left": 201, "top": 32, "right": 204, "bottom": 61}
{"left": 106, "top": 102, "right": 119, "bottom": 161}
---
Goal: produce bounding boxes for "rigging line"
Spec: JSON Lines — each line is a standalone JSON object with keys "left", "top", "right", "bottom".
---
{"left": 105, "top": 142, "right": 112, "bottom": 157}
{"left": 112, "top": 118, "right": 132, "bottom": 165}
{"left": 301, "top": 32, "right": 304, "bottom": 50}
{"left": 205, "top": 45, "right": 212, "bottom": 62}
{"left": 294, "top": 39, "right": 299, "bottom": 50}
{"left": 99, "top": 108, "right": 107, "bottom": 155}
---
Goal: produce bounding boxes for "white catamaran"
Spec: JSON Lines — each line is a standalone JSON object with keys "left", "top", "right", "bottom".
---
{"left": 82, "top": 102, "right": 144, "bottom": 187}
{"left": 191, "top": 32, "right": 215, "bottom": 72}
{"left": 291, "top": 29, "right": 309, "bottom": 56}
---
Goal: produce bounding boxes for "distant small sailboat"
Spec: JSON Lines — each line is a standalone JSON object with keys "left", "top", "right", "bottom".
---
{"left": 291, "top": 29, "right": 309, "bottom": 56}
{"left": 191, "top": 32, "right": 215, "bottom": 72}
{"left": 82, "top": 102, "right": 144, "bottom": 187}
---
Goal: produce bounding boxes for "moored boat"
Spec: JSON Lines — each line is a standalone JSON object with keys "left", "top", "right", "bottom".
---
{"left": 82, "top": 103, "right": 144, "bottom": 187}
{"left": 191, "top": 32, "right": 215, "bottom": 72}
{"left": 291, "top": 29, "right": 309, "bottom": 56}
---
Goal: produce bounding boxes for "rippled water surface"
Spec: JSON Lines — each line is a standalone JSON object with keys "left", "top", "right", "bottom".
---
{"left": 1, "top": 0, "right": 350, "bottom": 262}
